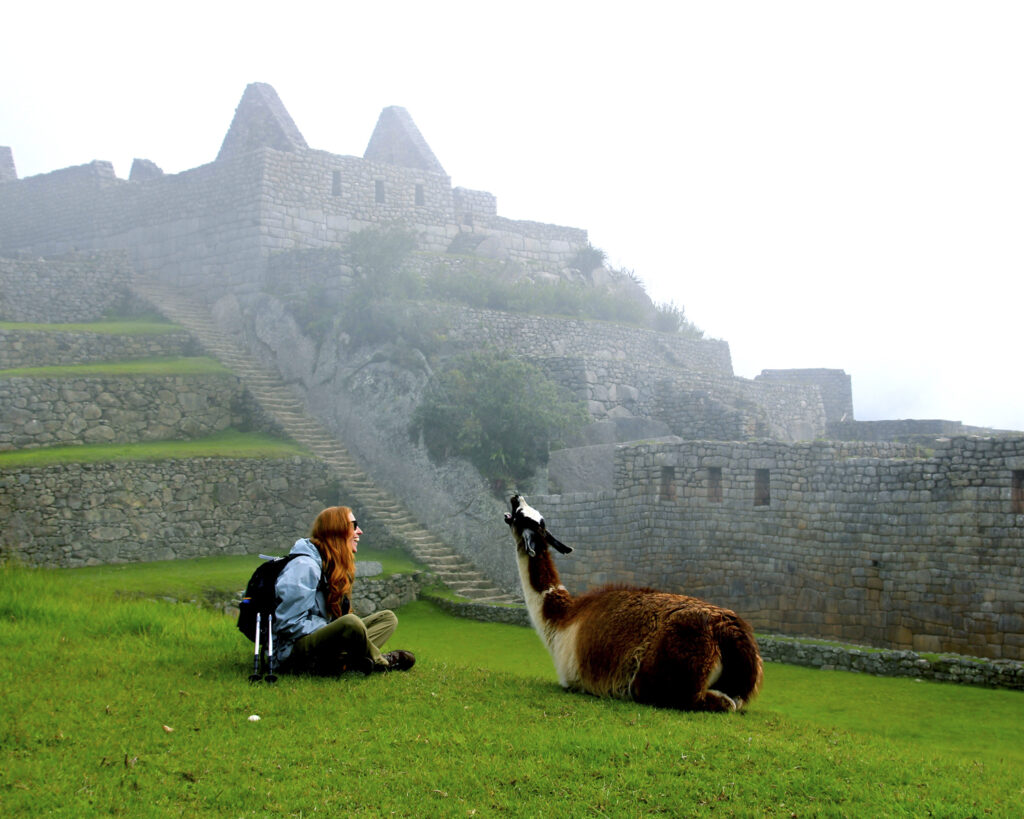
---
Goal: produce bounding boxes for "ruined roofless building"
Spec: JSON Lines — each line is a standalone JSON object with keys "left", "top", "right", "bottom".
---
{"left": 0, "top": 82, "right": 588, "bottom": 299}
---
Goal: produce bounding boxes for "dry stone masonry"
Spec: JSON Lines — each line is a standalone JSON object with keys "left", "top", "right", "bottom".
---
{"left": 0, "top": 457, "right": 332, "bottom": 567}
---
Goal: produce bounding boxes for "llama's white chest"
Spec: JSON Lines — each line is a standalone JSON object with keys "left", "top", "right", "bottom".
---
{"left": 516, "top": 554, "right": 581, "bottom": 689}
{"left": 544, "top": 620, "right": 581, "bottom": 689}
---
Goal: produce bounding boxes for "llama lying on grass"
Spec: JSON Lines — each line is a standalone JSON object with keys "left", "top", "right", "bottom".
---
{"left": 504, "top": 494, "right": 763, "bottom": 712}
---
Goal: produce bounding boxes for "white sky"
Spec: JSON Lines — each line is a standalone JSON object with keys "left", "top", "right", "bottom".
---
{"left": 3, "top": 1, "right": 1022, "bottom": 430}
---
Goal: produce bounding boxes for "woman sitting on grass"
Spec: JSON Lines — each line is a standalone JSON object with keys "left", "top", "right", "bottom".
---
{"left": 274, "top": 505, "right": 415, "bottom": 675}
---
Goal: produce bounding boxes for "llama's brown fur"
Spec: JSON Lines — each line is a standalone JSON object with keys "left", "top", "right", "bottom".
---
{"left": 506, "top": 495, "right": 763, "bottom": 712}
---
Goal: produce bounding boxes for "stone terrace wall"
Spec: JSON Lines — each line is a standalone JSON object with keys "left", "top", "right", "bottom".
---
{"left": 0, "top": 327, "right": 196, "bottom": 370}
{"left": 533, "top": 436, "right": 1024, "bottom": 660}
{"left": 434, "top": 304, "right": 734, "bottom": 376}
{"left": 828, "top": 419, "right": 978, "bottom": 441}
{"left": 0, "top": 457, "right": 331, "bottom": 567}
{"left": 0, "top": 253, "right": 132, "bottom": 322}
{"left": 0, "top": 374, "right": 267, "bottom": 451}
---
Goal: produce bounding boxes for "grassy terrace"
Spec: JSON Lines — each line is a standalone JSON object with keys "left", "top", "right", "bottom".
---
{"left": 1, "top": 560, "right": 1021, "bottom": 816}
{"left": 0, "top": 319, "right": 185, "bottom": 334}
{"left": 0, "top": 356, "right": 230, "bottom": 378}
{"left": 0, "top": 431, "right": 311, "bottom": 468}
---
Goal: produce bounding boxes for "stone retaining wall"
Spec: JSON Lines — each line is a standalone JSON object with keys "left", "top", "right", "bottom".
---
{"left": 0, "top": 327, "right": 196, "bottom": 369}
{"left": 351, "top": 571, "right": 433, "bottom": 616}
{"left": 757, "top": 636, "right": 1024, "bottom": 690}
{"left": 0, "top": 373, "right": 258, "bottom": 450}
{"left": 0, "top": 253, "right": 131, "bottom": 322}
{"left": 0, "top": 457, "right": 333, "bottom": 567}
{"left": 436, "top": 304, "right": 734, "bottom": 377}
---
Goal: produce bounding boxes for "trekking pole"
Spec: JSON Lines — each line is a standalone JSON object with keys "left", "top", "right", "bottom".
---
{"left": 262, "top": 618, "right": 278, "bottom": 679}
{"left": 264, "top": 614, "right": 280, "bottom": 683}
{"left": 249, "top": 612, "right": 263, "bottom": 682}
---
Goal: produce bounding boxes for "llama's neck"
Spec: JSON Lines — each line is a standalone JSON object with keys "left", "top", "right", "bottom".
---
{"left": 516, "top": 548, "right": 572, "bottom": 633}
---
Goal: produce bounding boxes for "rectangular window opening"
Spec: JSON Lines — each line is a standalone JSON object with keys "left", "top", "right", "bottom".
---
{"left": 707, "top": 467, "right": 723, "bottom": 503}
{"left": 331, "top": 170, "right": 341, "bottom": 196}
{"left": 415, "top": 184, "right": 425, "bottom": 206}
{"left": 659, "top": 466, "right": 676, "bottom": 502}
{"left": 1013, "top": 470, "right": 1024, "bottom": 515}
{"left": 754, "top": 469, "right": 771, "bottom": 507}
{"left": 375, "top": 180, "right": 385, "bottom": 204}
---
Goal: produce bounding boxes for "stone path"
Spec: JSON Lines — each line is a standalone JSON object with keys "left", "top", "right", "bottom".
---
{"left": 129, "top": 275, "right": 520, "bottom": 605}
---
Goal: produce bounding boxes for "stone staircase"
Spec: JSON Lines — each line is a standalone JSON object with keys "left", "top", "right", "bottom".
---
{"left": 129, "top": 275, "right": 520, "bottom": 605}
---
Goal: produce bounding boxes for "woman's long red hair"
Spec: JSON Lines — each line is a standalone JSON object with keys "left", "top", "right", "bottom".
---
{"left": 309, "top": 506, "right": 356, "bottom": 619}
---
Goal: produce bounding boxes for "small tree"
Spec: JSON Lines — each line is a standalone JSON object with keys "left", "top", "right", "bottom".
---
{"left": 410, "top": 350, "right": 589, "bottom": 491}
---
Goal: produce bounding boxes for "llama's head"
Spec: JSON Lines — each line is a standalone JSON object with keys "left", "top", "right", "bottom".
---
{"left": 504, "top": 494, "right": 573, "bottom": 557}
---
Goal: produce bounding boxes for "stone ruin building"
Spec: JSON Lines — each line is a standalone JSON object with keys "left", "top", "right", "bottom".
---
{"left": 1, "top": 83, "right": 1021, "bottom": 665}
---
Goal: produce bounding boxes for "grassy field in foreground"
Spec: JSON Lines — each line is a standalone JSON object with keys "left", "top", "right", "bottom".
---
{"left": 0, "top": 430, "right": 311, "bottom": 468}
{"left": 1, "top": 564, "right": 1021, "bottom": 817}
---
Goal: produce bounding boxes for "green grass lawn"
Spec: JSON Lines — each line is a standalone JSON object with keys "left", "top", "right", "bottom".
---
{"left": 54, "top": 549, "right": 427, "bottom": 600}
{"left": 0, "top": 430, "right": 311, "bottom": 468}
{"left": 1, "top": 563, "right": 1021, "bottom": 817}
{"left": 0, "top": 356, "right": 230, "bottom": 378}
{"left": 0, "top": 319, "right": 182, "bottom": 334}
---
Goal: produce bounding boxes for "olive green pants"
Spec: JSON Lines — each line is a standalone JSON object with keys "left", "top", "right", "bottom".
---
{"left": 288, "top": 610, "right": 397, "bottom": 675}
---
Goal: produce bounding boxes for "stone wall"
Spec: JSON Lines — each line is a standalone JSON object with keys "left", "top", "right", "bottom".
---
{"left": 0, "top": 155, "right": 265, "bottom": 295}
{"left": 0, "top": 457, "right": 334, "bottom": 567}
{"left": 351, "top": 571, "right": 433, "bottom": 617}
{"left": 0, "top": 373, "right": 261, "bottom": 451}
{"left": 0, "top": 327, "right": 196, "bottom": 370}
{"left": 0, "top": 143, "right": 589, "bottom": 301}
{"left": 531, "top": 436, "right": 1024, "bottom": 660}
{"left": 756, "top": 368, "right": 854, "bottom": 424}
{"left": 0, "top": 253, "right": 132, "bottom": 322}
{"left": 826, "top": 419, "right": 1009, "bottom": 441}
{"left": 435, "top": 304, "right": 734, "bottom": 376}
{"left": 0, "top": 146, "right": 15, "bottom": 184}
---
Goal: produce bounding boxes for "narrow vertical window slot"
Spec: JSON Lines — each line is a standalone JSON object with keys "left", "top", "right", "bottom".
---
{"left": 659, "top": 466, "right": 676, "bottom": 502}
{"left": 754, "top": 469, "right": 771, "bottom": 507}
{"left": 707, "top": 467, "right": 723, "bottom": 503}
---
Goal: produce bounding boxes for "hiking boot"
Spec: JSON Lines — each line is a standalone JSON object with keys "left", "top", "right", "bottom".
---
{"left": 380, "top": 650, "right": 416, "bottom": 671}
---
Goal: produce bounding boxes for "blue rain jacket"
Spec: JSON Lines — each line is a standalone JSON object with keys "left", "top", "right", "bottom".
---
{"left": 272, "top": 538, "right": 349, "bottom": 663}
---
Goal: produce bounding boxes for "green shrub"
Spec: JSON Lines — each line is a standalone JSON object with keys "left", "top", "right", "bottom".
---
{"left": 569, "top": 243, "right": 607, "bottom": 274}
{"left": 347, "top": 223, "right": 420, "bottom": 301}
{"left": 410, "top": 350, "right": 588, "bottom": 490}
{"left": 652, "top": 300, "right": 704, "bottom": 337}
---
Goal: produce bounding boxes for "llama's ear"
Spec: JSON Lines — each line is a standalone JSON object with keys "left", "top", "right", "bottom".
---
{"left": 546, "top": 533, "right": 573, "bottom": 554}
{"left": 522, "top": 530, "right": 539, "bottom": 557}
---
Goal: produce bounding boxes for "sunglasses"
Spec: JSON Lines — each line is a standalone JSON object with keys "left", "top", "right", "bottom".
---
{"left": 351, "top": 520, "right": 359, "bottom": 531}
